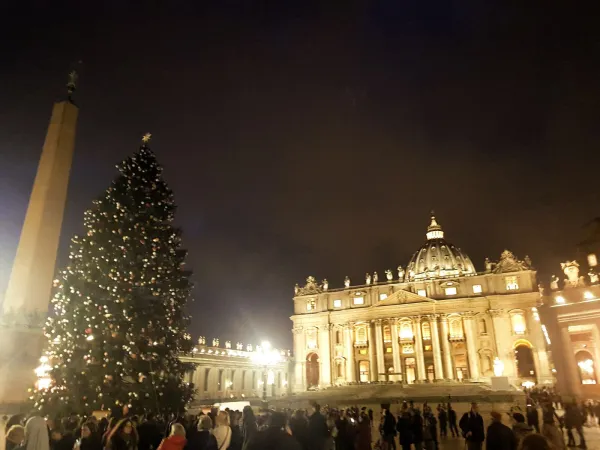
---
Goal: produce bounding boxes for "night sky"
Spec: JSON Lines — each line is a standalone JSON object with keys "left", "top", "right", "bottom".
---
{"left": 1, "top": 2, "right": 599, "bottom": 349}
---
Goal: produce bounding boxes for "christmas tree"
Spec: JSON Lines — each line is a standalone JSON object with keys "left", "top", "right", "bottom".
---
{"left": 32, "top": 134, "right": 195, "bottom": 416}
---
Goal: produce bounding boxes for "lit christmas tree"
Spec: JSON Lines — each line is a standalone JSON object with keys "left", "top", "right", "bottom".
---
{"left": 32, "top": 134, "right": 195, "bottom": 416}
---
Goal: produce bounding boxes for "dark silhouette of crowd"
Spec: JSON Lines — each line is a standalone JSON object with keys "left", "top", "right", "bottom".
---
{"left": 4, "top": 394, "right": 598, "bottom": 450}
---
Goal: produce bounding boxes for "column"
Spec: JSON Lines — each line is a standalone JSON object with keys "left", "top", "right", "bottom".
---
{"left": 429, "top": 315, "right": 444, "bottom": 380}
{"left": 463, "top": 313, "right": 480, "bottom": 380}
{"left": 591, "top": 325, "right": 600, "bottom": 383}
{"left": 561, "top": 326, "right": 582, "bottom": 398}
{"left": 318, "top": 324, "right": 332, "bottom": 386}
{"left": 367, "top": 322, "right": 378, "bottom": 381}
{"left": 391, "top": 319, "right": 402, "bottom": 382}
{"left": 292, "top": 327, "right": 306, "bottom": 392}
{"left": 374, "top": 320, "right": 386, "bottom": 381}
{"left": 344, "top": 323, "right": 356, "bottom": 383}
{"left": 414, "top": 316, "right": 427, "bottom": 381}
{"left": 440, "top": 315, "right": 454, "bottom": 379}
{"left": 527, "top": 309, "right": 553, "bottom": 384}
{"left": 490, "top": 309, "right": 517, "bottom": 378}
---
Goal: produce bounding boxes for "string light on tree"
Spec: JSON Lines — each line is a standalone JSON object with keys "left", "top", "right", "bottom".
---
{"left": 32, "top": 134, "right": 195, "bottom": 415}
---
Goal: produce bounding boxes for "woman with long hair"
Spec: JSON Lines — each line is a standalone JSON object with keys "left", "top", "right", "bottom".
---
{"left": 74, "top": 422, "right": 102, "bottom": 450}
{"left": 157, "top": 424, "right": 186, "bottom": 450}
{"left": 106, "top": 419, "right": 139, "bottom": 450}
{"left": 240, "top": 407, "right": 256, "bottom": 450}
{"left": 212, "top": 412, "right": 230, "bottom": 450}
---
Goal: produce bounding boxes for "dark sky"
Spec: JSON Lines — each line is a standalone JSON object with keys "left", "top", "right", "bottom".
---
{"left": 1, "top": 2, "right": 599, "bottom": 349}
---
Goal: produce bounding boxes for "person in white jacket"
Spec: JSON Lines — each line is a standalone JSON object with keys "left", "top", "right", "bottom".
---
{"left": 212, "top": 412, "right": 231, "bottom": 450}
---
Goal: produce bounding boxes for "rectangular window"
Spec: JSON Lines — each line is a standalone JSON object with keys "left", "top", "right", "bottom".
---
{"left": 472, "top": 284, "right": 482, "bottom": 294}
{"left": 417, "top": 289, "right": 427, "bottom": 297}
{"left": 333, "top": 299, "right": 342, "bottom": 308}
{"left": 379, "top": 293, "right": 388, "bottom": 301}
{"left": 306, "top": 299, "right": 316, "bottom": 311}
{"left": 386, "top": 347, "right": 392, "bottom": 353}
{"left": 445, "top": 287, "right": 457, "bottom": 296}
{"left": 353, "top": 297, "right": 364, "bottom": 305}
{"left": 505, "top": 276, "right": 519, "bottom": 290}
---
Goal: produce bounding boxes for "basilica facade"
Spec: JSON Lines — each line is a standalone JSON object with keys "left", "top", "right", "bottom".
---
{"left": 290, "top": 214, "right": 554, "bottom": 392}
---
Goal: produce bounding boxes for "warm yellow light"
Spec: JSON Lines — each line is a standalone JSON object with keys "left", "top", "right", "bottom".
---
{"left": 555, "top": 296, "right": 566, "bottom": 304}
{"left": 86, "top": 335, "right": 94, "bottom": 341}
{"left": 584, "top": 291, "right": 595, "bottom": 300}
{"left": 261, "top": 341, "right": 271, "bottom": 351}
{"left": 578, "top": 359, "right": 595, "bottom": 375}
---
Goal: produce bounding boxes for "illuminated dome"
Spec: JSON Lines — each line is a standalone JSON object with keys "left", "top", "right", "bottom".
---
{"left": 405, "top": 213, "right": 477, "bottom": 281}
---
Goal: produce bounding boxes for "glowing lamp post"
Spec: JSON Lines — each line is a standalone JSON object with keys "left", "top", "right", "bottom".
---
{"left": 251, "top": 341, "right": 281, "bottom": 405}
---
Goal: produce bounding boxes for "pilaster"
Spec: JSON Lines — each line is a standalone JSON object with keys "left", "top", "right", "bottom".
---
{"left": 318, "top": 324, "right": 332, "bottom": 386}
{"left": 490, "top": 309, "right": 517, "bottom": 379}
{"left": 367, "top": 322, "right": 378, "bottom": 381}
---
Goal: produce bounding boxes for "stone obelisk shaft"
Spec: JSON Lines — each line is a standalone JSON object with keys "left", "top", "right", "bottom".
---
{"left": 0, "top": 99, "right": 78, "bottom": 408}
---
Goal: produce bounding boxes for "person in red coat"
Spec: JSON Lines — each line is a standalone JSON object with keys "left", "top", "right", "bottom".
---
{"left": 158, "top": 424, "right": 187, "bottom": 450}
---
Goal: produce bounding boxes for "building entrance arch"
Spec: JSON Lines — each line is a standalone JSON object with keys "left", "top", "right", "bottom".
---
{"left": 514, "top": 340, "right": 537, "bottom": 382}
{"left": 306, "top": 353, "right": 320, "bottom": 388}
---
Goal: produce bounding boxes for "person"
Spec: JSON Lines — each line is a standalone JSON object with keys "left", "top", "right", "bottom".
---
{"left": 396, "top": 409, "right": 413, "bottom": 450}
{"left": 289, "top": 410, "right": 309, "bottom": 450}
{"left": 244, "top": 412, "right": 301, "bottom": 450}
{"left": 541, "top": 402, "right": 565, "bottom": 450}
{"left": 5, "top": 416, "right": 25, "bottom": 435}
{"left": 212, "top": 411, "right": 231, "bottom": 450}
{"left": 519, "top": 433, "right": 552, "bottom": 450}
{"left": 6, "top": 425, "right": 25, "bottom": 450}
{"left": 355, "top": 412, "right": 372, "bottom": 450}
{"left": 485, "top": 411, "right": 516, "bottom": 450}
{"left": 106, "top": 419, "right": 139, "bottom": 450}
{"left": 334, "top": 411, "right": 354, "bottom": 450}
{"left": 75, "top": 422, "right": 102, "bottom": 450}
{"left": 510, "top": 413, "right": 532, "bottom": 446}
{"left": 226, "top": 412, "right": 241, "bottom": 450}
{"left": 438, "top": 406, "right": 448, "bottom": 439}
{"left": 422, "top": 411, "right": 437, "bottom": 450}
{"left": 411, "top": 409, "right": 423, "bottom": 450}
{"left": 138, "top": 414, "right": 162, "bottom": 450}
{"left": 157, "top": 423, "right": 186, "bottom": 450}
{"left": 184, "top": 416, "right": 217, "bottom": 450}
{"left": 565, "top": 400, "right": 586, "bottom": 448}
{"left": 14, "top": 417, "right": 50, "bottom": 450}
{"left": 459, "top": 402, "right": 485, "bottom": 450}
{"left": 240, "top": 407, "right": 256, "bottom": 450}
{"left": 382, "top": 409, "right": 397, "bottom": 450}
{"left": 447, "top": 404, "right": 459, "bottom": 438}
{"left": 102, "top": 418, "right": 118, "bottom": 449}
{"left": 307, "top": 403, "right": 329, "bottom": 450}
{"left": 525, "top": 405, "right": 539, "bottom": 434}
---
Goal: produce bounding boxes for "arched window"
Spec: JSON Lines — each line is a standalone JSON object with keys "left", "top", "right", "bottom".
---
{"left": 399, "top": 321, "right": 413, "bottom": 340}
{"left": 355, "top": 325, "right": 368, "bottom": 344}
{"left": 511, "top": 311, "right": 527, "bottom": 335}
{"left": 478, "top": 318, "right": 487, "bottom": 335}
{"left": 383, "top": 325, "right": 392, "bottom": 343}
{"left": 576, "top": 351, "right": 597, "bottom": 385}
{"left": 422, "top": 322, "right": 431, "bottom": 340}
{"left": 449, "top": 318, "right": 463, "bottom": 339}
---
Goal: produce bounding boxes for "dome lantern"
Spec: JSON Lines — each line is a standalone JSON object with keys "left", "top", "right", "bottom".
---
{"left": 426, "top": 211, "right": 444, "bottom": 240}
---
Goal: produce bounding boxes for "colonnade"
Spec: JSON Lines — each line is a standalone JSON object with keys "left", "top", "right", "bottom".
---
{"left": 294, "top": 313, "right": 485, "bottom": 390}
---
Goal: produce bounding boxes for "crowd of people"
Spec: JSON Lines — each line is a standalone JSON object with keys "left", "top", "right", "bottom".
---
{"left": 2, "top": 397, "right": 598, "bottom": 450}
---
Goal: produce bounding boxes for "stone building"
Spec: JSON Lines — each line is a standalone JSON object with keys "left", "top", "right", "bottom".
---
{"left": 539, "top": 249, "right": 600, "bottom": 398}
{"left": 290, "top": 213, "right": 553, "bottom": 392}
{"left": 183, "top": 338, "right": 291, "bottom": 405}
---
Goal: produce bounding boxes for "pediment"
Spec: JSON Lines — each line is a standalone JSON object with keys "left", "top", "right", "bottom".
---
{"left": 374, "top": 289, "right": 435, "bottom": 306}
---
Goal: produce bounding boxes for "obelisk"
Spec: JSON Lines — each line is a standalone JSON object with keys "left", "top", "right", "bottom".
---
{"left": 0, "top": 72, "right": 79, "bottom": 410}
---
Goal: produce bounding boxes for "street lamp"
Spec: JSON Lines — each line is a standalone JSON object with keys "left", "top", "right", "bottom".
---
{"left": 251, "top": 340, "right": 281, "bottom": 406}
